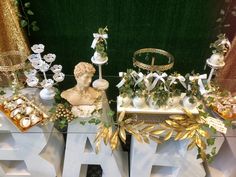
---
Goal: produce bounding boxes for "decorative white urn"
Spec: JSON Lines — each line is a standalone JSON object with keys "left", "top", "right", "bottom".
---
{"left": 118, "top": 96, "right": 132, "bottom": 107}
{"left": 39, "top": 87, "right": 55, "bottom": 100}
{"left": 167, "top": 96, "right": 180, "bottom": 108}
{"left": 182, "top": 96, "right": 197, "bottom": 109}
{"left": 93, "top": 51, "right": 107, "bottom": 62}
{"left": 208, "top": 53, "right": 224, "bottom": 66}
{"left": 148, "top": 96, "right": 159, "bottom": 109}
{"left": 133, "top": 96, "right": 146, "bottom": 108}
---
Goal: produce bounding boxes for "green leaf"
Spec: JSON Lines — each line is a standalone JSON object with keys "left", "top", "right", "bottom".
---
{"left": 49, "top": 107, "right": 56, "bottom": 113}
{"left": 210, "top": 127, "right": 217, "bottom": 134}
{"left": 207, "top": 155, "right": 214, "bottom": 163}
{"left": 211, "top": 147, "right": 216, "bottom": 155}
{"left": 24, "top": 2, "right": 31, "bottom": 8}
{"left": 198, "top": 104, "right": 203, "bottom": 110}
{"left": 107, "top": 110, "right": 115, "bottom": 117}
{"left": 80, "top": 121, "right": 86, "bottom": 125}
{"left": 27, "top": 10, "right": 34, "bottom": 15}
{"left": 17, "top": 13, "right": 22, "bottom": 17}
{"left": 31, "top": 21, "right": 37, "bottom": 26}
{"left": 224, "top": 120, "right": 232, "bottom": 128}
{"left": 88, "top": 118, "right": 95, "bottom": 124}
{"left": 95, "top": 119, "right": 101, "bottom": 125}
{"left": 32, "top": 25, "right": 40, "bottom": 31}
{"left": 20, "top": 20, "right": 28, "bottom": 28}
{"left": 14, "top": 0, "right": 19, "bottom": 6}
{"left": 0, "top": 90, "right": 5, "bottom": 95}
{"left": 207, "top": 138, "right": 215, "bottom": 146}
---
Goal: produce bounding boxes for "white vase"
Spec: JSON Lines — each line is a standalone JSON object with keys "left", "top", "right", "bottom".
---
{"left": 133, "top": 96, "right": 146, "bottom": 108}
{"left": 39, "top": 87, "right": 55, "bottom": 100}
{"left": 182, "top": 96, "right": 197, "bottom": 109}
{"left": 122, "top": 96, "right": 132, "bottom": 107}
{"left": 93, "top": 51, "right": 107, "bottom": 62}
{"left": 167, "top": 96, "right": 180, "bottom": 108}
{"left": 209, "top": 53, "right": 224, "bottom": 65}
{"left": 148, "top": 96, "right": 159, "bottom": 109}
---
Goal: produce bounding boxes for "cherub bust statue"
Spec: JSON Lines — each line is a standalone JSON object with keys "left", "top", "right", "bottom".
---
{"left": 61, "top": 62, "right": 102, "bottom": 117}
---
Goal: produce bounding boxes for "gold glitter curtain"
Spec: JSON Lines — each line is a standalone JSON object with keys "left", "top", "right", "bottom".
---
{"left": 0, "top": 0, "right": 29, "bottom": 85}
{"left": 216, "top": 35, "right": 236, "bottom": 94}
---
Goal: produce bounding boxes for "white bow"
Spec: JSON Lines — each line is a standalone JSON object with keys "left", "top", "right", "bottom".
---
{"left": 189, "top": 74, "right": 207, "bottom": 95}
{"left": 91, "top": 33, "right": 108, "bottom": 49}
{"left": 169, "top": 75, "right": 186, "bottom": 88}
{"left": 148, "top": 72, "right": 167, "bottom": 91}
{"left": 116, "top": 72, "right": 126, "bottom": 88}
{"left": 134, "top": 72, "right": 145, "bottom": 87}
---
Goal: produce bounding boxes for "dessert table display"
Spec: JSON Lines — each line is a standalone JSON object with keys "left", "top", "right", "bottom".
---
{"left": 0, "top": 28, "right": 235, "bottom": 177}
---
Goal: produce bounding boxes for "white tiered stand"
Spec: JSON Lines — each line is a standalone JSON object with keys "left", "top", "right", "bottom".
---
{"left": 0, "top": 88, "right": 65, "bottom": 177}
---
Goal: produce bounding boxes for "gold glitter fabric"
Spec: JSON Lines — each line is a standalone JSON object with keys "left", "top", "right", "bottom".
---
{"left": 0, "top": 0, "right": 29, "bottom": 85}
{"left": 216, "top": 35, "right": 236, "bottom": 94}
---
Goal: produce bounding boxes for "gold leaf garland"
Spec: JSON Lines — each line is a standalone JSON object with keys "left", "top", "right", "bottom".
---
{"left": 94, "top": 109, "right": 215, "bottom": 161}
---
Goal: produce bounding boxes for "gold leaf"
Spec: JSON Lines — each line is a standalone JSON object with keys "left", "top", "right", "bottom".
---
{"left": 124, "top": 125, "right": 135, "bottom": 134}
{"left": 187, "top": 130, "right": 196, "bottom": 138}
{"left": 124, "top": 118, "right": 133, "bottom": 124}
{"left": 142, "top": 134, "right": 150, "bottom": 144}
{"left": 195, "top": 135, "right": 206, "bottom": 150}
{"left": 94, "top": 130, "right": 103, "bottom": 142}
{"left": 110, "top": 130, "right": 119, "bottom": 150}
{"left": 187, "top": 139, "right": 196, "bottom": 150}
{"left": 183, "top": 108, "right": 195, "bottom": 119}
{"left": 169, "top": 115, "right": 185, "bottom": 120}
{"left": 141, "top": 125, "right": 155, "bottom": 132}
{"left": 95, "top": 141, "right": 101, "bottom": 154}
{"left": 165, "top": 120, "right": 179, "bottom": 127}
{"left": 174, "top": 132, "right": 183, "bottom": 141}
{"left": 118, "top": 111, "right": 125, "bottom": 122}
{"left": 108, "top": 127, "right": 113, "bottom": 139}
{"left": 133, "top": 121, "right": 145, "bottom": 127}
{"left": 179, "top": 131, "right": 191, "bottom": 140}
{"left": 197, "top": 129, "right": 210, "bottom": 138}
{"left": 133, "top": 132, "right": 143, "bottom": 143}
{"left": 150, "top": 129, "right": 165, "bottom": 135}
{"left": 125, "top": 125, "right": 142, "bottom": 142}
{"left": 104, "top": 127, "right": 112, "bottom": 145}
{"left": 160, "top": 122, "right": 170, "bottom": 129}
{"left": 101, "top": 127, "right": 109, "bottom": 139}
{"left": 186, "top": 124, "right": 199, "bottom": 131}
{"left": 164, "top": 130, "right": 173, "bottom": 141}
{"left": 119, "top": 127, "right": 126, "bottom": 144}
{"left": 149, "top": 135, "right": 162, "bottom": 144}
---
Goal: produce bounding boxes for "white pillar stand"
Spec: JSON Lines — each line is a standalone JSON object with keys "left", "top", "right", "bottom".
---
{"left": 91, "top": 57, "right": 109, "bottom": 90}
{"left": 0, "top": 113, "right": 65, "bottom": 177}
{"left": 206, "top": 59, "right": 225, "bottom": 84}
{"left": 130, "top": 136, "right": 206, "bottom": 177}
{"left": 206, "top": 129, "right": 236, "bottom": 177}
{"left": 62, "top": 120, "right": 128, "bottom": 177}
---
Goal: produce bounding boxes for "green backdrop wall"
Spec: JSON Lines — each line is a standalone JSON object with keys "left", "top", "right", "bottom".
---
{"left": 26, "top": 0, "right": 223, "bottom": 78}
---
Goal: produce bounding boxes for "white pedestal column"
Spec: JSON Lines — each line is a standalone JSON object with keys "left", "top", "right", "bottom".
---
{"left": 62, "top": 120, "right": 128, "bottom": 177}
{"left": 206, "top": 129, "right": 236, "bottom": 177}
{"left": 130, "top": 136, "right": 206, "bottom": 177}
{"left": 0, "top": 113, "right": 65, "bottom": 177}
